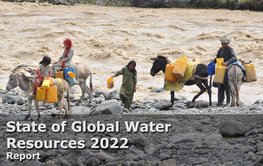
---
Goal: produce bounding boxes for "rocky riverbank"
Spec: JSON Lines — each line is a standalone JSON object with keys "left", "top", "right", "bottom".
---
{"left": 0, "top": 88, "right": 263, "bottom": 117}
{"left": 1, "top": 87, "right": 263, "bottom": 165}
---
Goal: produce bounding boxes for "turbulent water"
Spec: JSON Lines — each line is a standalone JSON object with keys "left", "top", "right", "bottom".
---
{"left": 0, "top": 2, "right": 262, "bottom": 104}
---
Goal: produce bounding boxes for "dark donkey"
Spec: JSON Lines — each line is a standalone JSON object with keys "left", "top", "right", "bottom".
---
{"left": 150, "top": 56, "right": 212, "bottom": 106}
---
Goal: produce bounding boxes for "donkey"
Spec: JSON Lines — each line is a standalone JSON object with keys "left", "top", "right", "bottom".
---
{"left": 227, "top": 64, "right": 244, "bottom": 107}
{"left": 150, "top": 56, "right": 212, "bottom": 106}
{"left": 26, "top": 64, "right": 93, "bottom": 102}
{"left": 6, "top": 65, "right": 70, "bottom": 120}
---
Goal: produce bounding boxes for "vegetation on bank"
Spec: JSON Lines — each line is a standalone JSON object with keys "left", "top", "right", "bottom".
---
{"left": 4, "top": 0, "right": 263, "bottom": 10}
{"left": 80, "top": 0, "right": 263, "bottom": 11}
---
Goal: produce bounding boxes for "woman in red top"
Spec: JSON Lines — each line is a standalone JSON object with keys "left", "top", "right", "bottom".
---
{"left": 52, "top": 38, "right": 74, "bottom": 74}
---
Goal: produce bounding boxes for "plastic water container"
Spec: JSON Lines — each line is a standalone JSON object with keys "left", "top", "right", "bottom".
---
{"left": 42, "top": 79, "right": 50, "bottom": 88}
{"left": 165, "top": 63, "right": 177, "bottom": 82}
{"left": 245, "top": 64, "right": 257, "bottom": 82}
{"left": 68, "top": 77, "right": 77, "bottom": 86}
{"left": 46, "top": 85, "right": 58, "bottom": 103}
{"left": 36, "top": 87, "right": 46, "bottom": 101}
{"left": 55, "top": 71, "right": 64, "bottom": 79}
{"left": 107, "top": 77, "right": 114, "bottom": 89}
{"left": 208, "top": 62, "right": 216, "bottom": 75}
{"left": 213, "top": 65, "right": 226, "bottom": 84}
{"left": 173, "top": 56, "right": 187, "bottom": 80}
{"left": 64, "top": 67, "right": 75, "bottom": 81}
{"left": 216, "top": 58, "right": 224, "bottom": 66}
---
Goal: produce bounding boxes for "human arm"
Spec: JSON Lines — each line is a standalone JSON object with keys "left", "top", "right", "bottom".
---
{"left": 112, "top": 67, "right": 125, "bottom": 77}
{"left": 224, "top": 48, "right": 237, "bottom": 66}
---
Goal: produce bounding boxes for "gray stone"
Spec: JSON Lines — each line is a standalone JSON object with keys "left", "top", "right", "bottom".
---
{"left": 22, "top": 160, "right": 41, "bottom": 166}
{"left": 151, "top": 88, "right": 165, "bottom": 93}
{"left": 159, "top": 153, "right": 170, "bottom": 161}
{"left": 256, "top": 142, "right": 263, "bottom": 152}
{"left": 16, "top": 97, "right": 26, "bottom": 105}
{"left": 91, "top": 100, "right": 122, "bottom": 115}
{"left": 95, "top": 151, "right": 115, "bottom": 162}
{"left": 56, "top": 158, "right": 71, "bottom": 166}
{"left": 254, "top": 157, "right": 263, "bottom": 166}
{"left": 45, "top": 160, "right": 57, "bottom": 166}
{"left": 187, "top": 100, "right": 209, "bottom": 108}
{"left": 2, "top": 95, "right": 16, "bottom": 104}
{"left": 254, "top": 99, "right": 263, "bottom": 104}
{"left": 219, "top": 121, "right": 250, "bottom": 137}
{"left": 153, "top": 99, "right": 172, "bottom": 110}
{"left": 93, "top": 89, "right": 103, "bottom": 98}
{"left": 71, "top": 106, "right": 90, "bottom": 114}
{"left": 131, "top": 135, "right": 149, "bottom": 149}
{"left": 84, "top": 157, "right": 100, "bottom": 166}
{"left": 160, "top": 159, "right": 176, "bottom": 166}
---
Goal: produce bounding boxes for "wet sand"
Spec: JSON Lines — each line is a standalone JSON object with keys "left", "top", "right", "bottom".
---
{"left": 0, "top": 2, "right": 262, "bottom": 104}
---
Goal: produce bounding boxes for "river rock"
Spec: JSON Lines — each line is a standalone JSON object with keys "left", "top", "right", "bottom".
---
{"left": 130, "top": 135, "right": 149, "bottom": 149}
{"left": 254, "top": 99, "right": 263, "bottom": 105}
{"left": 16, "top": 97, "right": 26, "bottom": 105}
{"left": 45, "top": 160, "right": 57, "bottom": 166}
{"left": 22, "top": 160, "right": 42, "bottom": 166}
{"left": 2, "top": 95, "right": 16, "bottom": 104}
{"left": 219, "top": 120, "right": 250, "bottom": 137}
{"left": 256, "top": 142, "right": 263, "bottom": 152}
{"left": 84, "top": 157, "right": 100, "bottom": 166}
{"left": 160, "top": 159, "right": 177, "bottom": 166}
{"left": 91, "top": 100, "right": 122, "bottom": 115}
{"left": 153, "top": 99, "right": 172, "bottom": 110}
{"left": 187, "top": 100, "right": 209, "bottom": 108}
{"left": 254, "top": 156, "right": 263, "bottom": 166}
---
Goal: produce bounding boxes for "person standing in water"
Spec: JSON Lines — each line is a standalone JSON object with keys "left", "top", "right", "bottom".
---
{"left": 34, "top": 55, "right": 52, "bottom": 95}
{"left": 112, "top": 60, "right": 137, "bottom": 110}
{"left": 213, "top": 36, "right": 237, "bottom": 106}
{"left": 53, "top": 38, "right": 74, "bottom": 74}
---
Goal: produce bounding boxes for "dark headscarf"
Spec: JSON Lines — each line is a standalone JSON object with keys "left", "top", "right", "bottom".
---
{"left": 126, "top": 60, "right": 137, "bottom": 73}
{"left": 39, "top": 55, "right": 51, "bottom": 65}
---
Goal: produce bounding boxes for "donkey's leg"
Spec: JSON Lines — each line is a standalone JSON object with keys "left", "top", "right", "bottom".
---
{"left": 170, "top": 91, "right": 175, "bottom": 105}
{"left": 57, "top": 94, "right": 63, "bottom": 118}
{"left": 79, "top": 79, "right": 86, "bottom": 100}
{"left": 84, "top": 82, "right": 93, "bottom": 103}
{"left": 25, "top": 97, "right": 32, "bottom": 120}
{"left": 236, "top": 80, "right": 242, "bottom": 106}
{"left": 62, "top": 98, "right": 68, "bottom": 118}
{"left": 203, "top": 80, "right": 212, "bottom": 106}
{"left": 35, "top": 100, "right": 41, "bottom": 120}
{"left": 192, "top": 82, "right": 206, "bottom": 103}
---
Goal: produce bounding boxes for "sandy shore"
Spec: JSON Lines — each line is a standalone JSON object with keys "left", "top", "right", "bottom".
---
{"left": 0, "top": 2, "right": 262, "bottom": 104}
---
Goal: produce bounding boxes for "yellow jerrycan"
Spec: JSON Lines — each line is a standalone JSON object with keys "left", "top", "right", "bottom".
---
{"left": 42, "top": 79, "right": 50, "bottom": 89}
{"left": 245, "top": 64, "right": 257, "bottom": 82}
{"left": 36, "top": 87, "right": 46, "bottom": 101}
{"left": 55, "top": 71, "right": 64, "bottom": 79}
{"left": 213, "top": 65, "right": 227, "bottom": 84}
{"left": 173, "top": 56, "right": 187, "bottom": 80}
{"left": 216, "top": 58, "right": 224, "bottom": 66}
{"left": 165, "top": 63, "right": 177, "bottom": 82}
{"left": 46, "top": 85, "right": 58, "bottom": 103}
{"left": 107, "top": 77, "right": 114, "bottom": 89}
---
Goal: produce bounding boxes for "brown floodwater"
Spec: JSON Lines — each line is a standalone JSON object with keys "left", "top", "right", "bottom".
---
{"left": 0, "top": 2, "right": 262, "bottom": 104}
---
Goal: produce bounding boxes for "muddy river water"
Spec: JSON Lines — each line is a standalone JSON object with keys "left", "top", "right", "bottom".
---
{"left": 0, "top": 2, "right": 262, "bottom": 104}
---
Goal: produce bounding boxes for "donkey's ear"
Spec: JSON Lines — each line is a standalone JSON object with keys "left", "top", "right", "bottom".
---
{"left": 150, "top": 57, "right": 156, "bottom": 61}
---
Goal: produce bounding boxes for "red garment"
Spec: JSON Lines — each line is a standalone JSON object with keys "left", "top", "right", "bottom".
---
{"left": 62, "top": 38, "right": 72, "bottom": 68}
